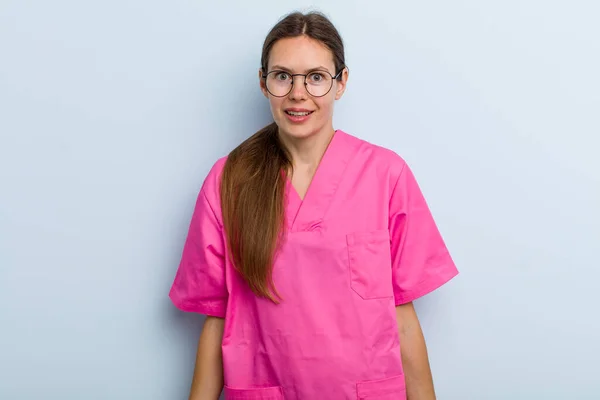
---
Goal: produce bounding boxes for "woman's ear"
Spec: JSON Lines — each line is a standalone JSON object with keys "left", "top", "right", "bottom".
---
{"left": 259, "top": 69, "right": 269, "bottom": 98}
{"left": 334, "top": 67, "right": 349, "bottom": 100}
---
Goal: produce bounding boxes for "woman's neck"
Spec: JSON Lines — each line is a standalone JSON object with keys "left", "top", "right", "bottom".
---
{"left": 278, "top": 126, "right": 336, "bottom": 175}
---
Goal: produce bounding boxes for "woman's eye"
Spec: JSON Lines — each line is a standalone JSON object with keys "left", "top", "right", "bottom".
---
{"left": 276, "top": 72, "right": 289, "bottom": 81}
{"left": 309, "top": 73, "right": 324, "bottom": 82}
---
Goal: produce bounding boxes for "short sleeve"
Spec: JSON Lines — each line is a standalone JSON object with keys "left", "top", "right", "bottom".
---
{"left": 389, "top": 161, "right": 458, "bottom": 305}
{"left": 169, "top": 188, "right": 228, "bottom": 318}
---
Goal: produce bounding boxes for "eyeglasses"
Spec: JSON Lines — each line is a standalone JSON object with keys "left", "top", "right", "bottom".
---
{"left": 262, "top": 69, "right": 344, "bottom": 98}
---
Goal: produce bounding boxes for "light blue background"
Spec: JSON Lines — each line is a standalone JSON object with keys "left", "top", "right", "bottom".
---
{"left": 1, "top": 1, "right": 599, "bottom": 399}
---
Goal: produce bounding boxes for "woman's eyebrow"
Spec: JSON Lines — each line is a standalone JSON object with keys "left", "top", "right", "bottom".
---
{"left": 270, "top": 65, "right": 332, "bottom": 73}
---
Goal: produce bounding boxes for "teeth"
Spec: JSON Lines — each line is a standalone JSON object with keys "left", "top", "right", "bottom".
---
{"left": 287, "top": 111, "right": 311, "bottom": 116}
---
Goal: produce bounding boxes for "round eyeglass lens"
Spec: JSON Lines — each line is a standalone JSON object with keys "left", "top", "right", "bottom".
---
{"left": 265, "top": 71, "right": 334, "bottom": 97}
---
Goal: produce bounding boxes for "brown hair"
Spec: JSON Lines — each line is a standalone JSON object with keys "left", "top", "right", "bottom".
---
{"left": 220, "top": 11, "right": 346, "bottom": 302}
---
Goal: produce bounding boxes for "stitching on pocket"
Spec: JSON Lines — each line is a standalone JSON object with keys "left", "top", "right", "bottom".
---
{"left": 224, "top": 385, "right": 284, "bottom": 400}
{"left": 356, "top": 374, "right": 406, "bottom": 399}
{"left": 347, "top": 229, "right": 393, "bottom": 300}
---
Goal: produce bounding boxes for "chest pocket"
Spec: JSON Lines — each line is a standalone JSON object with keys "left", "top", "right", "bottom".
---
{"left": 346, "top": 229, "right": 394, "bottom": 300}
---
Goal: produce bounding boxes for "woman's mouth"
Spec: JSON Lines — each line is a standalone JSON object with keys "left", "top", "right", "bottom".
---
{"left": 285, "top": 110, "right": 313, "bottom": 116}
{"left": 284, "top": 109, "right": 314, "bottom": 123}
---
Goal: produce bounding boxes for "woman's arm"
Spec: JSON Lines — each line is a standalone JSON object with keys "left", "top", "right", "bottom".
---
{"left": 396, "top": 302, "right": 436, "bottom": 400}
{"left": 188, "top": 316, "right": 225, "bottom": 400}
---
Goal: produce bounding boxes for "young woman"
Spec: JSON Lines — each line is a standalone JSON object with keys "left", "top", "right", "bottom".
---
{"left": 170, "top": 11, "right": 458, "bottom": 400}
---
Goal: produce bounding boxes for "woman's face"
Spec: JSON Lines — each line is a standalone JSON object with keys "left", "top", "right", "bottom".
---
{"left": 259, "top": 36, "right": 348, "bottom": 141}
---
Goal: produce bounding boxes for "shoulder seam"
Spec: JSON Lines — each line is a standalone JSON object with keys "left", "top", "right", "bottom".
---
{"left": 201, "top": 187, "right": 223, "bottom": 229}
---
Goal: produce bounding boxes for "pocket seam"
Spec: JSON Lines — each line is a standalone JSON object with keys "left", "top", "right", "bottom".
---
{"left": 223, "top": 385, "right": 284, "bottom": 400}
{"left": 356, "top": 373, "right": 406, "bottom": 399}
{"left": 346, "top": 229, "right": 393, "bottom": 300}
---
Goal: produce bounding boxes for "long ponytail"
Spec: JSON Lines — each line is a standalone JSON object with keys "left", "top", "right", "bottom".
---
{"left": 220, "top": 123, "right": 291, "bottom": 301}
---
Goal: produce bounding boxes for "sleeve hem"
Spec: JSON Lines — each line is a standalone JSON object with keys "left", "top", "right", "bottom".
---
{"left": 394, "top": 265, "right": 459, "bottom": 306}
{"left": 169, "top": 292, "right": 227, "bottom": 318}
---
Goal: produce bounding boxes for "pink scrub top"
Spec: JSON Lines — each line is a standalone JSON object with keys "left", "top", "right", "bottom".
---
{"left": 169, "top": 130, "right": 458, "bottom": 400}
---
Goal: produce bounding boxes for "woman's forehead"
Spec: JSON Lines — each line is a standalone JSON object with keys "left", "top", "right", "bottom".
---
{"left": 268, "top": 36, "right": 335, "bottom": 72}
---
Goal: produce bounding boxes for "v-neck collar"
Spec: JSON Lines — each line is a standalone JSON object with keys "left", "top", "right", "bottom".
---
{"left": 284, "top": 130, "right": 359, "bottom": 233}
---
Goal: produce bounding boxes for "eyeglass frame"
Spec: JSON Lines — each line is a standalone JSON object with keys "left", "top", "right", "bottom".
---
{"left": 261, "top": 67, "right": 345, "bottom": 98}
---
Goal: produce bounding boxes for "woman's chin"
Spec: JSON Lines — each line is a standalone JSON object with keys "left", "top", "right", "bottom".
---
{"left": 277, "top": 121, "right": 325, "bottom": 141}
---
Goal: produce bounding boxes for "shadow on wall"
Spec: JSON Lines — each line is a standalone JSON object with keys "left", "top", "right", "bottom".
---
{"left": 224, "top": 57, "right": 277, "bottom": 145}
{"left": 163, "top": 295, "right": 207, "bottom": 398}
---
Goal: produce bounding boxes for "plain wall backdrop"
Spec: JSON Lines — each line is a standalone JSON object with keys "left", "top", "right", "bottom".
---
{"left": 1, "top": 0, "right": 599, "bottom": 399}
